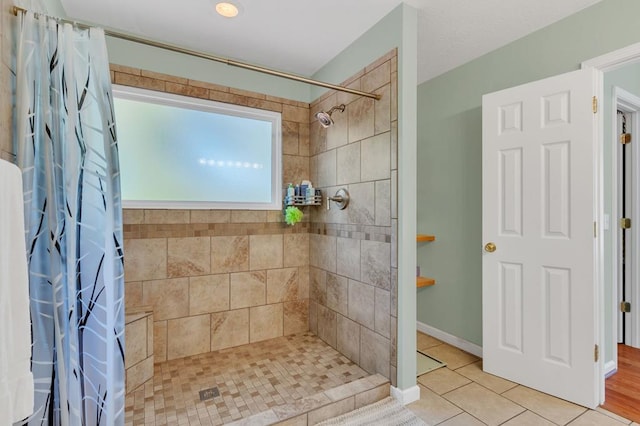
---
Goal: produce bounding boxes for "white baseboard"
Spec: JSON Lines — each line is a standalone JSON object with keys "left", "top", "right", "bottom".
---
{"left": 604, "top": 360, "right": 617, "bottom": 378}
{"left": 417, "top": 321, "right": 483, "bottom": 358}
{"left": 390, "top": 385, "right": 420, "bottom": 405}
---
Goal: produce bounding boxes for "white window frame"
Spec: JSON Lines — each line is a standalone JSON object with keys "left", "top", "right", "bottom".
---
{"left": 113, "top": 84, "right": 282, "bottom": 210}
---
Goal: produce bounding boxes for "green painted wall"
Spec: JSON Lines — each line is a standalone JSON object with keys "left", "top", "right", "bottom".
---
{"left": 416, "top": 0, "right": 640, "bottom": 359}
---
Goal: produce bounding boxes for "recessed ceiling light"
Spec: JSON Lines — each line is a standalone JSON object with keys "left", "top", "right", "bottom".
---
{"left": 215, "top": 2, "right": 240, "bottom": 18}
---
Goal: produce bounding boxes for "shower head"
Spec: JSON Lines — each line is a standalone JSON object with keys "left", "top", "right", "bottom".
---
{"left": 314, "top": 104, "right": 346, "bottom": 128}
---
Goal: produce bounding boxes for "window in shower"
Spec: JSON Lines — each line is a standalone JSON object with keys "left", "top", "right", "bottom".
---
{"left": 113, "top": 85, "right": 282, "bottom": 210}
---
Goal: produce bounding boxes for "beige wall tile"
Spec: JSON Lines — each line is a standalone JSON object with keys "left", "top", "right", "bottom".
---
{"left": 299, "top": 123, "right": 310, "bottom": 156}
{"left": 361, "top": 132, "right": 390, "bottom": 181}
{"left": 308, "top": 397, "right": 354, "bottom": 425}
{"left": 114, "top": 73, "right": 165, "bottom": 91}
{"left": 284, "top": 300, "right": 309, "bottom": 335}
{"left": 124, "top": 238, "right": 167, "bottom": 282}
{"left": 231, "top": 210, "right": 267, "bottom": 223}
{"left": 144, "top": 209, "right": 190, "bottom": 224}
{"left": 375, "top": 180, "right": 391, "bottom": 227}
{"left": 189, "top": 274, "right": 230, "bottom": 315}
{"left": 391, "top": 169, "right": 398, "bottom": 219}
{"left": 336, "top": 142, "right": 361, "bottom": 185}
{"left": 348, "top": 280, "right": 375, "bottom": 326}
{"left": 283, "top": 121, "right": 300, "bottom": 155}
{"left": 348, "top": 97, "right": 375, "bottom": 143}
{"left": 283, "top": 104, "right": 309, "bottom": 124}
{"left": 309, "top": 300, "right": 318, "bottom": 334}
{"left": 391, "top": 72, "right": 398, "bottom": 122}
{"left": 267, "top": 268, "right": 298, "bottom": 303}
{"left": 166, "top": 314, "right": 211, "bottom": 360}
{"left": 362, "top": 61, "right": 391, "bottom": 92}
{"left": 126, "top": 356, "right": 153, "bottom": 394}
{"left": 211, "top": 236, "right": 249, "bottom": 273}
{"left": 190, "top": 210, "right": 230, "bottom": 223}
{"left": 250, "top": 304, "right": 284, "bottom": 342}
{"left": 125, "top": 317, "right": 147, "bottom": 368}
{"left": 325, "top": 106, "right": 348, "bottom": 151}
{"left": 326, "top": 273, "right": 348, "bottom": 316}
{"left": 283, "top": 233, "right": 309, "bottom": 267}
{"left": 309, "top": 267, "right": 327, "bottom": 305}
{"left": 147, "top": 315, "right": 154, "bottom": 356}
{"left": 125, "top": 281, "right": 143, "bottom": 308}
{"left": 337, "top": 314, "right": 360, "bottom": 364}
{"left": 165, "top": 82, "right": 209, "bottom": 99}
{"left": 310, "top": 120, "right": 327, "bottom": 156}
{"left": 140, "top": 69, "right": 188, "bottom": 84}
{"left": 375, "top": 288, "right": 391, "bottom": 338}
{"left": 283, "top": 154, "right": 310, "bottom": 187}
{"left": 390, "top": 120, "right": 398, "bottom": 171}
{"left": 315, "top": 149, "right": 337, "bottom": 188}
{"left": 142, "top": 278, "right": 189, "bottom": 320}
{"left": 167, "top": 236, "right": 210, "bottom": 277}
{"left": 247, "top": 98, "right": 283, "bottom": 113}
{"left": 230, "top": 271, "right": 266, "bottom": 309}
{"left": 336, "top": 237, "right": 361, "bottom": 280}
{"left": 250, "top": 234, "right": 283, "bottom": 270}
{"left": 309, "top": 234, "right": 336, "bottom": 273}
{"left": 154, "top": 320, "right": 167, "bottom": 363}
{"left": 317, "top": 304, "right": 337, "bottom": 348}
{"left": 348, "top": 182, "right": 375, "bottom": 225}
{"left": 360, "top": 327, "right": 390, "bottom": 377}
{"left": 361, "top": 240, "right": 391, "bottom": 290}
{"left": 374, "top": 85, "right": 391, "bottom": 135}
{"left": 297, "top": 266, "right": 310, "bottom": 300}
{"left": 355, "top": 384, "right": 390, "bottom": 409}
{"left": 123, "top": 209, "right": 144, "bottom": 224}
{"left": 211, "top": 308, "right": 249, "bottom": 351}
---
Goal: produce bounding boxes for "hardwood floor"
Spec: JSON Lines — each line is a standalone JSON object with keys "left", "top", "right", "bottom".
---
{"left": 601, "top": 344, "right": 640, "bottom": 423}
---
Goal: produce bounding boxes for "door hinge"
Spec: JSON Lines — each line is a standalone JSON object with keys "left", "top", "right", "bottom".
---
{"left": 594, "top": 344, "right": 599, "bottom": 362}
{"left": 621, "top": 301, "right": 631, "bottom": 313}
{"left": 621, "top": 133, "right": 632, "bottom": 144}
{"left": 620, "top": 218, "right": 631, "bottom": 229}
{"left": 593, "top": 96, "right": 598, "bottom": 113}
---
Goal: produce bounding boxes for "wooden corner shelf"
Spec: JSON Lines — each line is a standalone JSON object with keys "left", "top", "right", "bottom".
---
{"left": 416, "top": 276, "right": 435, "bottom": 287}
{"left": 416, "top": 234, "right": 435, "bottom": 242}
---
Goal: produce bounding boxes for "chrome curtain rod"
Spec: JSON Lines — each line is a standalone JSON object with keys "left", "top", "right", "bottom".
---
{"left": 12, "top": 6, "right": 381, "bottom": 101}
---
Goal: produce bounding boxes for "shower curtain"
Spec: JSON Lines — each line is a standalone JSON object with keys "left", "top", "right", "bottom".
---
{"left": 15, "top": 11, "right": 125, "bottom": 426}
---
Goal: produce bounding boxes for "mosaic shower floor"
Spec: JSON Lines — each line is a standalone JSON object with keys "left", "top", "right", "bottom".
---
{"left": 125, "top": 332, "right": 368, "bottom": 425}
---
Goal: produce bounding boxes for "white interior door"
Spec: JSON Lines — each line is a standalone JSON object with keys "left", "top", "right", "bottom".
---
{"left": 482, "top": 68, "right": 599, "bottom": 408}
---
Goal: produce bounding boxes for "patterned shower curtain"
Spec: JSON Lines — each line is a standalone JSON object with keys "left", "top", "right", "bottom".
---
{"left": 15, "top": 11, "right": 125, "bottom": 426}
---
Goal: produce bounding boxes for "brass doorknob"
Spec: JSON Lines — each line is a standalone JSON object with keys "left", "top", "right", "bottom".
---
{"left": 484, "top": 242, "right": 496, "bottom": 253}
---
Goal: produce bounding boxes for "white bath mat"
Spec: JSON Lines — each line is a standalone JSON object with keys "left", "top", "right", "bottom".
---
{"left": 316, "top": 396, "right": 426, "bottom": 426}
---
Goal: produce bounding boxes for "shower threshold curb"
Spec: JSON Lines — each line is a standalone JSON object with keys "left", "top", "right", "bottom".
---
{"left": 227, "top": 373, "right": 390, "bottom": 426}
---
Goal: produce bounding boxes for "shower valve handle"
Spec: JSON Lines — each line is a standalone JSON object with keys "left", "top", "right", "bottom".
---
{"left": 327, "top": 188, "right": 350, "bottom": 210}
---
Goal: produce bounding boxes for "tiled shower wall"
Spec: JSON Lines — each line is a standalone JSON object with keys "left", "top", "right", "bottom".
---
{"left": 114, "top": 65, "right": 313, "bottom": 362}
{"left": 308, "top": 49, "right": 398, "bottom": 385}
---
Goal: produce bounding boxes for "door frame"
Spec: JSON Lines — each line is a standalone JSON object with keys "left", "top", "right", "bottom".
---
{"left": 583, "top": 41, "right": 640, "bottom": 403}
{"left": 613, "top": 89, "right": 640, "bottom": 353}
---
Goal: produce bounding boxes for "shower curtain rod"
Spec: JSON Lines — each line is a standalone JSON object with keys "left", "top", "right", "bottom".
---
{"left": 12, "top": 6, "right": 381, "bottom": 101}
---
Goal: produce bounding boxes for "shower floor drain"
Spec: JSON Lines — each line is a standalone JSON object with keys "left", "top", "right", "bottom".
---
{"left": 199, "top": 387, "right": 220, "bottom": 401}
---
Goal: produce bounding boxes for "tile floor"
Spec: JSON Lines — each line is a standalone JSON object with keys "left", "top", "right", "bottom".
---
{"left": 408, "top": 332, "right": 639, "bottom": 426}
{"left": 125, "top": 332, "right": 368, "bottom": 425}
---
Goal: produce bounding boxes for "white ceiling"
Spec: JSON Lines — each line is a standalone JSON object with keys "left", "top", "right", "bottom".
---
{"left": 60, "top": 0, "right": 602, "bottom": 85}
